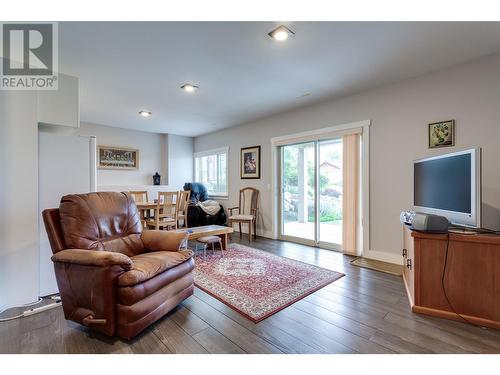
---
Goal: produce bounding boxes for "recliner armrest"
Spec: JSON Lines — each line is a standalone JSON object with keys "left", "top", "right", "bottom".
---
{"left": 141, "top": 230, "right": 188, "bottom": 252}
{"left": 51, "top": 249, "right": 132, "bottom": 270}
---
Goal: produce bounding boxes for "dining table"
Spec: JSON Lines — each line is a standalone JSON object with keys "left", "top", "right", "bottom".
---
{"left": 136, "top": 200, "right": 178, "bottom": 229}
{"left": 135, "top": 201, "right": 162, "bottom": 220}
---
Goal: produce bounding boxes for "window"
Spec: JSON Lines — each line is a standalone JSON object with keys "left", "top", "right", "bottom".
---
{"left": 194, "top": 147, "right": 228, "bottom": 197}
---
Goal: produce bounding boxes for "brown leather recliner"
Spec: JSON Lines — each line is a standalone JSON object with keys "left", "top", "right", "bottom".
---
{"left": 42, "top": 192, "right": 194, "bottom": 340}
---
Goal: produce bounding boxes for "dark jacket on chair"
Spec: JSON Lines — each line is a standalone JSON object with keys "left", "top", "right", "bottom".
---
{"left": 183, "top": 182, "right": 208, "bottom": 203}
{"left": 183, "top": 182, "right": 226, "bottom": 226}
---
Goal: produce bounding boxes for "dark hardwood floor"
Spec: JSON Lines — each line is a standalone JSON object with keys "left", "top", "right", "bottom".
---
{"left": 1, "top": 236, "right": 500, "bottom": 354}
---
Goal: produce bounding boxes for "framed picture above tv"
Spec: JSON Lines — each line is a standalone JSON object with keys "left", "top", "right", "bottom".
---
{"left": 428, "top": 120, "right": 455, "bottom": 148}
{"left": 97, "top": 145, "right": 139, "bottom": 170}
{"left": 240, "top": 145, "right": 261, "bottom": 179}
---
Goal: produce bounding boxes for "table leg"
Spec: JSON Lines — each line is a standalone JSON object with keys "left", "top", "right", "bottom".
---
{"left": 138, "top": 209, "right": 146, "bottom": 230}
{"left": 140, "top": 208, "right": 151, "bottom": 220}
{"left": 219, "top": 233, "right": 228, "bottom": 251}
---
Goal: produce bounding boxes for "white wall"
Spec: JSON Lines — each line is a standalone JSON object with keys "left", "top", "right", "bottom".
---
{"left": 194, "top": 52, "right": 500, "bottom": 261}
{"left": 78, "top": 122, "right": 194, "bottom": 197}
{"left": 167, "top": 134, "right": 194, "bottom": 190}
{"left": 38, "top": 132, "right": 97, "bottom": 297}
{"left": 0, "top": 71, "right": 81, "bottom": 310}
{"left": 0, "top": 91, "right": 40, "bottom": 310}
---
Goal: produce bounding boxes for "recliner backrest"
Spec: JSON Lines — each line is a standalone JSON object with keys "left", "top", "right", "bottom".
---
{"left": 59, "top": 192, "right": 144, "bottom": 256}
{"left": 42, "top": 208, "right": 66, "bottom": 254}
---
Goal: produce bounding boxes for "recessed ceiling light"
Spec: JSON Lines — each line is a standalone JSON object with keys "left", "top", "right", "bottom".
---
{"left": 139, "top": 110, "right": 152, "bottom": 117}
{"left": 268, "top": 25, "right": 294, "bottom": 41}
{"left": 181, "top": 83, "right": 199, "bottom": 92}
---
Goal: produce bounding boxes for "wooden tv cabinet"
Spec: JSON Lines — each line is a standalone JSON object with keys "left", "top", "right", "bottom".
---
{"left": 402, "top": 225, "right": 500, "bottom": 329}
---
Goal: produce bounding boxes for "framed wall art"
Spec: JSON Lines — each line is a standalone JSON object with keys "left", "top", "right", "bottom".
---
{"left": 97, "top": 145, "right": 139, "bottom": 170}
{"left": 240, "top": 145, "right": 261, "bottom": 179}
{"left": 429, "top": 120, "right": 455, "bottom": 148}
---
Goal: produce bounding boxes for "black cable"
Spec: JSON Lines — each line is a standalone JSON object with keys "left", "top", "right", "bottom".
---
{"left": 440, "top": 233, "right": 478, "bottom": 327}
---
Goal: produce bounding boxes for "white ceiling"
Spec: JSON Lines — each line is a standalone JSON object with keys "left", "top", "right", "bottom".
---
{"left": 59, "top": 22, "right": 500, "bottom": 137}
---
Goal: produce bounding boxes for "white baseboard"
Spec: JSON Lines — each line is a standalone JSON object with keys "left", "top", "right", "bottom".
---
{"left": 259, "top": 230, "right": 275, "bottom": 239}
{"left": 230, "top": 227, "right": 402, "bottom": 265}
{"left": 229, "top": 226, "right": 274, "bottom": 240}
{"left": 363, "top": 249, "right": 403, "bottom": 265}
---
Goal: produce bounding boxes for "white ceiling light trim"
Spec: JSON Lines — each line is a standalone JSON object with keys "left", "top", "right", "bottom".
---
{"left": 268, "top": 25, "right": 294, "bottom": 41}
{"left": 138, "top": 110, "right": 152, "bottom": 117}
{"left": 181, "top": 83, "right": 199, "bottom": 92}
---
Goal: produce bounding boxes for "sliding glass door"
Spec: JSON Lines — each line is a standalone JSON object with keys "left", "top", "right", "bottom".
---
{"left": 281, "top": 142, "right": 316, "bottom": 241}
{"left": 318, "top": 139, "right": 343, "bottom": 247}
{"left": 280, "top": 138, "right": 343, "bottom": 250}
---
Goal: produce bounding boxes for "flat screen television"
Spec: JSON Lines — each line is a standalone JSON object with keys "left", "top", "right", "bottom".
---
{"left": 413, "top": 147, "right": 481, "bottom": 228}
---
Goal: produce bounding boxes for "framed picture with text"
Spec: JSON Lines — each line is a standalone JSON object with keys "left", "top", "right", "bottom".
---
{"left": 240, "top": 145, "right": 261, "bottom": 179}
{"left": 97, "top": 145, "right": 139, "bottom": 170}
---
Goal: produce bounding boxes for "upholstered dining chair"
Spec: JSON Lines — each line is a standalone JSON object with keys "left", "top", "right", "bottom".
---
{"left": 146, "top": 191, "right": 178, "bottom": 230}
{"left": 176, "top": 190, "right": 191, "bottom": 228}
{"left": 228, "top": 187, "right": 259, "bottom": 241}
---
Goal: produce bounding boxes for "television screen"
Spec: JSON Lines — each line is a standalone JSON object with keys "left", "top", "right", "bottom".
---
{"left": 414, "top": 153, "right": 471, "bottom": 214}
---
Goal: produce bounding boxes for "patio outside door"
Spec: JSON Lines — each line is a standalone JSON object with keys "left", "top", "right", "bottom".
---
{"left": 281, "top": 142, "right": 316, "bottom": 242}
{"left": 280, "top": 138, "right": 343, "bottom": 250}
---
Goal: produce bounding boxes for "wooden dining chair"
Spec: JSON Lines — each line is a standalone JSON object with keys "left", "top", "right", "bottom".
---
{"left": 129, "top": 191, "right": 149, "bottom": 203}
{"left": 228, "top": 187, "right": 259, "bottom": 241}
{"left": 130, "top": 191, "right": 150, "bottom": 228}
{"left": 176, "top": 190, "right": 191, "bottom": 228}
{"left": 145, "top": 191, "right": 178, "bottom": 230}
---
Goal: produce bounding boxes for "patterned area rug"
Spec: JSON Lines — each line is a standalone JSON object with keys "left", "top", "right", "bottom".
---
{"left": 193, "top": 243, "right": 344, "bottom": 322}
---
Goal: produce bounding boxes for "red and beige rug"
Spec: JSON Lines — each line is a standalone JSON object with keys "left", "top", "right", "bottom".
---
{"left": 193, "top": 243, "right": 344, "bottom": 322}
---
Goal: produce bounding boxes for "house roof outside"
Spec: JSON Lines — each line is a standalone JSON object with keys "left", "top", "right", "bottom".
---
{"left": 320, "top": 161, "right": 341, "bottom": 170}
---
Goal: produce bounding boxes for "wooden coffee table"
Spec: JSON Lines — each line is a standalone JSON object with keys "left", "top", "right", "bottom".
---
{"left": 174, "top": 225, "right": 233, "bottom": 250}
